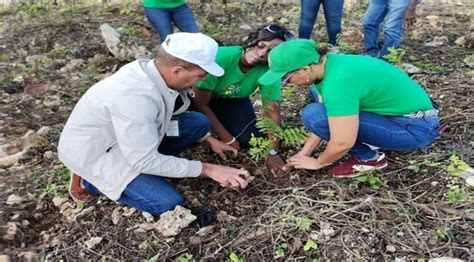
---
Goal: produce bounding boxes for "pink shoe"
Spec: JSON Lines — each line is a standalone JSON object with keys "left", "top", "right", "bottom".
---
{"left": 329, "top": 153, "right": 388, "bottom": 178}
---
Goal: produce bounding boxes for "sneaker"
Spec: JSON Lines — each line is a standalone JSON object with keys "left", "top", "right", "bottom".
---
{"left": 68, "top": 172, "right": 97, "bottom": 203}
{"left": 329, "top": 153, "right": 388, "bottom": 178}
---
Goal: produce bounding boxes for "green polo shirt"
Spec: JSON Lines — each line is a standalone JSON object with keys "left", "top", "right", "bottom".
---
{"left": 143, "top": 0, "right": 186, "bottom": 9}
{"left": 196, "top": 46, "right": 281, "bottom": 102}
{"left": 315, "top": 54, "right": 433, "bottom": 117}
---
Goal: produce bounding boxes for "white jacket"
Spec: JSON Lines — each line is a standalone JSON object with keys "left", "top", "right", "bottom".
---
{"left": 58, "top": 59, "right": 202, "bottom": 200}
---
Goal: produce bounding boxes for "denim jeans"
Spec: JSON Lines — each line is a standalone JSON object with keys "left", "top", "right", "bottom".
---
{"left": 363, "top": 0, "right": 411, "bottom": 57}
{"left": 298, "top": 0, "right": 344, "bottom": 45}
{"left": 208, "top": 98, "right": 260, "bottom": 148}
{"left": 144, "top": 4, "right": 199, "bottom": 41}
{"left": 301, "top": 103, "right": 440, "bottom": 160}
{"left": 83, "top": 111, "right": 211, "bottom": 215}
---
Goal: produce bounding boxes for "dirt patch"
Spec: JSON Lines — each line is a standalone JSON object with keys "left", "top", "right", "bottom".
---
{"left": 0, "top": 1, "right": 473, "bottom": 260}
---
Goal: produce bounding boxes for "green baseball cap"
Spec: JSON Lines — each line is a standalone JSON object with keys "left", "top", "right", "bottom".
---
{"left": 259, "top": 39, "right": 320, "bottom": 86}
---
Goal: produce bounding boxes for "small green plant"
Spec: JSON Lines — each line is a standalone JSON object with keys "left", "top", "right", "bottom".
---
{"left": 47, "top": 46, "right": 71, "bottom": 59}
{"left": 384, "top": 47, "right": 406, "bottom": 68}
{"left": 280, "top": 215, "right": 313, "bottom": 232}
{"left": 249, "top": 117, "right": 308, "bottom": 161}
{"left": 39, "top": 183, "right": 67, "bottom": 199}
{"left": 119, "top": 7, "right": 136, "bottom": 15}
{"left": 281, "top": 85, "right": 296, "bottom": 98}
{"left": 335, "top": 35, "right": 355, "bottom": 53}
{"left": 355, "top": 173, "right": 386, "bottom": 190}
{"left": 229, "top": 252, "right": 243, "bottom": 262}
{"left": 445, "top": 186, "right": 469, "bottom": 202}
{"left": 248, "top": 135, "right": 273, "bottom": 161}
{"left": 319, "top": 188, "right": 336, "bottom": 198}
{"left": 28, "top": 3, "right": 46, "bottom": 13}
{"left": 177, "top": 253, "right": 193, "bottom": 262}
{"left": 274, "top": 243, "right": 288, "bottom": 259}
{"left": 447, "top": 154, "right": 470, "bottom": 177}
{"left": 122, "top": 25, "right": 139, "bottom": 36}
{"left": 414, "top": 62, "right": 446, "bottom": 73}
{"left": 435, "top": 228, "right": 448, "bottom": 241}
{"left": 295, "top": 216, "right": 313, "bottom": 232}
{"left": 303, "top": 239, "right": 318, "bottom": 251}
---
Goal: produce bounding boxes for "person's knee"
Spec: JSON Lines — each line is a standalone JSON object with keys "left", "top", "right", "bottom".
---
{"left": 190, "top": 112, "right": 211, "bottom": 137}
{"left": 145, "top": 192, "right": 184, "bottom": 216}
{"left": 160, "top": 192, "right": 185, "bottom": 212}
{"left": 301, "top": 103, "right": 326, "bottom": 128}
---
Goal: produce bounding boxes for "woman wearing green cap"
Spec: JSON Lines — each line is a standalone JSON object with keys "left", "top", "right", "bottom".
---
{"left": 192, "top": 24, "right": 294, "bottom": 173}
{"left": 259, "top": 39, "right": 440, "bottom": 177}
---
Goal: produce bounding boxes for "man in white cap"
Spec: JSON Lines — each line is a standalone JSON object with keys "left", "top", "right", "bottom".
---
{"left": 58, "top": 33, "right": 253, "bottom": 215}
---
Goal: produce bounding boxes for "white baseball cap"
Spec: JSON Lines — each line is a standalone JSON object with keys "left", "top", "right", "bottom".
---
{"left": 161, "top": 32, "right": 224, "bottom": 77}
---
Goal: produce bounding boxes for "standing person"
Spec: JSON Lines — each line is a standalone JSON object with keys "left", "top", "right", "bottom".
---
{"left": 59, "top": 33, "right": 253, "bottom": 216}
{"left": 143, "top": 0, "right": 199, "bottom": 41}
{"left": 298, "top": 0, "right": 344, "bottom": 45}
{"left": 363, "top": 0, "right": 411, "bottom": 58}
{"left": 192, "top": 24, "right": 294, "bottom": 174}
{"left": 259, "top": 39, "right": 440, "bottom": 177}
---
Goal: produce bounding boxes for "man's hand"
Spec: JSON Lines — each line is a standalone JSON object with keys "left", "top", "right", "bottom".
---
{"left": 286, "top": 155, "right": 325, "bottom": 170}
{"left": 266, "top": 154, "right": 287, "bottom": 177}
{"left": 205, "top": 136, "right": 237, "bottom": 160}
{"left": 201, "top": 163, "right": 254, "bottom": 190}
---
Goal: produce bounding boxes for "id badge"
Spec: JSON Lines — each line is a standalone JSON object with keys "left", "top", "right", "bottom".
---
{"left": 165, "top": 117, "right": 180, "bottom": 137}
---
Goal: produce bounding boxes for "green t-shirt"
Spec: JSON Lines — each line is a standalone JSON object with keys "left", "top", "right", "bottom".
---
{"left": 315, "top": 54, "right": 433, "bottom": 117}
{"left": 196, "top": 46, "right": 281, "bottom": 102}
{"left": 143, "top": 0, "right": 186, "bottom": 9}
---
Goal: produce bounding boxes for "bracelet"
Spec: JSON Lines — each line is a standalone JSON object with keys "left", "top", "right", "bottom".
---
{"left": 225, "top": 137, "right": 236, "bottom": 145}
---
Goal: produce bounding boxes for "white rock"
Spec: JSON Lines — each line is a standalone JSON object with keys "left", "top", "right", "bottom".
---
{"left": 52, "top": 197, "right": 68, "bottom": 208}
{"left": 239, "top": 24, "right": 252, "bottom": 30}
{"left": 455, "top": 36, "right": 466, "bottom": 47}
{"left": 429, "top": 257, "right": 463, "bottom": 262}
{"left": 84, "top": 236, "right": 103, "bottom": 249}
{"left": 100, "top": 23, "right": 121, "bottom": 58}
{"left": 142, "top": 211, "right": 154, "bottom": 223}
{"left": 402, "top": 63, "right": 421, "bottom": 74}
{"left": 111, "top": 207, "right": 122, "bottom": 225}
{"left": 320, "top": 222, "right": 336, "bottom": 239}
{"left": 465, "top": 176, "right": 474, "bottom": 188}
{"left": 386, "top": 244, "right": 396, "bottom": 253}
{"left": 153, "top": 205, "right": 196, "bottom": 237}
{"left": 6, "top": 194, "right": 24, "bottom": 205}
{"left": 466, "top": 70, "right": 474, "bottom": 79}
{"left": 25, "top": 55, "right": 46, "bottom": 64}
{"left": 0, "top": 255, "right": 10, "bottom": 262}
{"left": 2, "top": 222, "right": 17, "bottom": 240}
{"left": 424, "top": 36, "right": 449, "bottom": 47}
{"left": 74, "top": 206, "right": 95, "bottom": 220}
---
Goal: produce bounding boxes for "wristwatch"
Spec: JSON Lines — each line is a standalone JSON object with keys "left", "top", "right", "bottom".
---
{"left": 269, "top": 149, "right": 279, "bottom": 156}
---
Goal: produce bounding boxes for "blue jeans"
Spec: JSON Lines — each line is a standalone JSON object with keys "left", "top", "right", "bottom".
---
{"left": 144, "top": 4, "right": 199, "bottom": 41}
{"left": 83, "top": 111, "right": 211, "bottom": 215}
{"left": 363, "top": 0, "right": 411, "bottom": 57}
{"left": 209, "top": 98, "right": 260, "bottom": 148}
{"left": 301, "top": 103, "right": 440, "bottom": 160}
{"left": 298, "top": 0, "right": 344, "bottom": 45}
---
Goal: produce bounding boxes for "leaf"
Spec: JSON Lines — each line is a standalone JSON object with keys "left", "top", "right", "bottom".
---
{"left": 229, "top": 252, "right": 243, "bottom": 262}
{"left": 303, "top": 239, "right": 318, "bottom": 251}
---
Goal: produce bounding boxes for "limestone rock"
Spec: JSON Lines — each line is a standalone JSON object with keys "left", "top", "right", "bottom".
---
{"left": 153, "top": 205, "right": 196, "bottom": 237}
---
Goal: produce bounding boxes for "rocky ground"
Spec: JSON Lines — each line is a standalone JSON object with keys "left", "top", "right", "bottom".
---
{"left": 0, "top": 1, "right": 473, "bottom": 261}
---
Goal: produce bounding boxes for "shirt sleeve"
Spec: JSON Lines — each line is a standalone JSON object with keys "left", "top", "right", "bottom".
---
{"left": 109, "top": 94, "right": 202, "bottom": 178}
{"left": 259, "top": 80, "right": 281, "bottom": 102}
{"left": 196, "top": 73, "right": 218, "bottom": 92}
